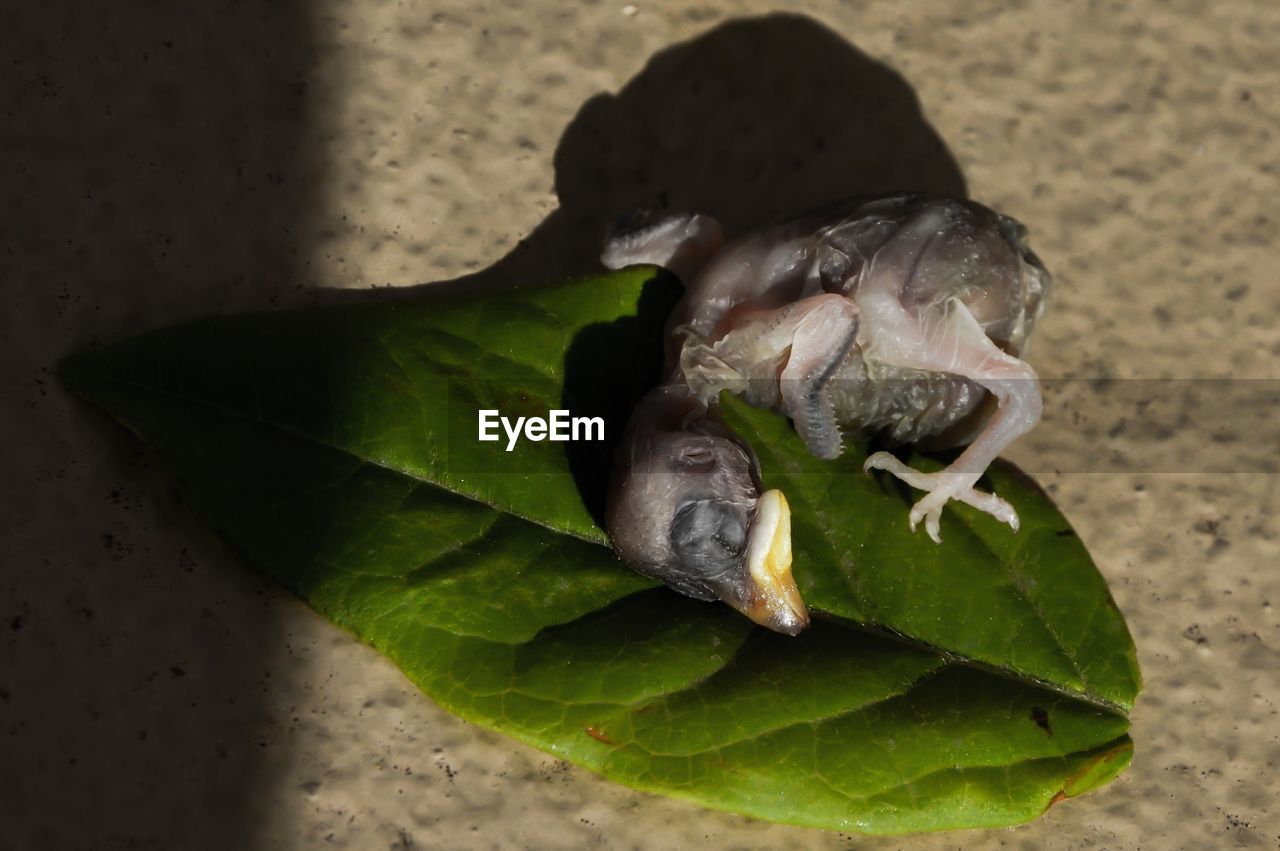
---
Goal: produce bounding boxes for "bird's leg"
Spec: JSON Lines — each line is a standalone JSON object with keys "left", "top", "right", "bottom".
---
{"left": 859, "top": 293, "right": 1042, "bottom": 542}
{"left": 600, "top": 210, "right": 724, "bottom": 283}
{"left": 777, "top": 295, "right": 859, "bottom": 460}
{"left": 679, "top": 293, "right": 859, "bottom": 460}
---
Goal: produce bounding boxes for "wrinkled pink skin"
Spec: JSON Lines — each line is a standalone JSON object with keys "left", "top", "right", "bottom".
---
{"left": 605, "top": 195, "right": 1050, "bottom": 546}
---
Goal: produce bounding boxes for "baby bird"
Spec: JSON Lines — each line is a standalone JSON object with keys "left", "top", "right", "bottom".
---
{"left": 603, "top": 194, "right": 1051, "bottom": 634}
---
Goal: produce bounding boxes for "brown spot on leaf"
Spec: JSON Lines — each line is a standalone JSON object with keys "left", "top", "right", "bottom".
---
{"left": 584, "top": 726, "right": 617, "bottom": 745}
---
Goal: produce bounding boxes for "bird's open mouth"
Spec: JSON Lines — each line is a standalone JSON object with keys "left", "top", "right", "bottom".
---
{"left": 741, "top": 489, "right": 809, "bottom": 635}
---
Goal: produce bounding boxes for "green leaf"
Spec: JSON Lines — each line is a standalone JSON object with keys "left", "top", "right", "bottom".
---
{"left": 59, "top": 268, "right": 1138, "bottom": 833}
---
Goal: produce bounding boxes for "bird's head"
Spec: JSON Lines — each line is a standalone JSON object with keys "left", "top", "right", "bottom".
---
{"left": 607, "top": 387, "right": 808, "bottom": 635}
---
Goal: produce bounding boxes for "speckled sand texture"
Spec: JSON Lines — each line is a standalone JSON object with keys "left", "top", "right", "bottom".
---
{"left": 3, "top": 1, "right": 1278, "bottom": 848}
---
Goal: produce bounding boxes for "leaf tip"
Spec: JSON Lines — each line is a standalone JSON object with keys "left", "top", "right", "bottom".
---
{"left": 55, "top": 348, "right": 92, "bottom": 393}
{"left": 1048, "top": 737, "right": 1134, "bottom": 809}
{"left": 56, "top": 341, "right": 119, "bottom": 402}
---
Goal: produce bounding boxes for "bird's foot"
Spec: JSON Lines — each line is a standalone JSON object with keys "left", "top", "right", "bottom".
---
{"left": 863, "top": 451, "right": 1019, "bottom": 543}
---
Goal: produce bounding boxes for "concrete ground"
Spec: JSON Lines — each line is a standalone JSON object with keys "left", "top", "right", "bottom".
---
{"left": 3, "top": 1, "right": 1277, "bottom": 848}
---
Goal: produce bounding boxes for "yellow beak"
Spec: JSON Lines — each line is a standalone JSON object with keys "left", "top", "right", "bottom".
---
{"left": 741, "top": 489, "right": 809, "bottom": 635}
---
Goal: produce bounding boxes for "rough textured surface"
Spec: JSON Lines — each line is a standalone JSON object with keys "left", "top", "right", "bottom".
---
{"left": 2, "top": 1, "right": 1277, "bottom": 848}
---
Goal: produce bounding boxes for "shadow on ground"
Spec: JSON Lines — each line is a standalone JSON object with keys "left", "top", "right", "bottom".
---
{"left": 504, "top": 12, "right": 966, "bottom": 284}
{"left": 357, "top": 12, "right": 966, "bottom": 300}
{"left": 2, "top": 2, "right": 320, "bottom": 849}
